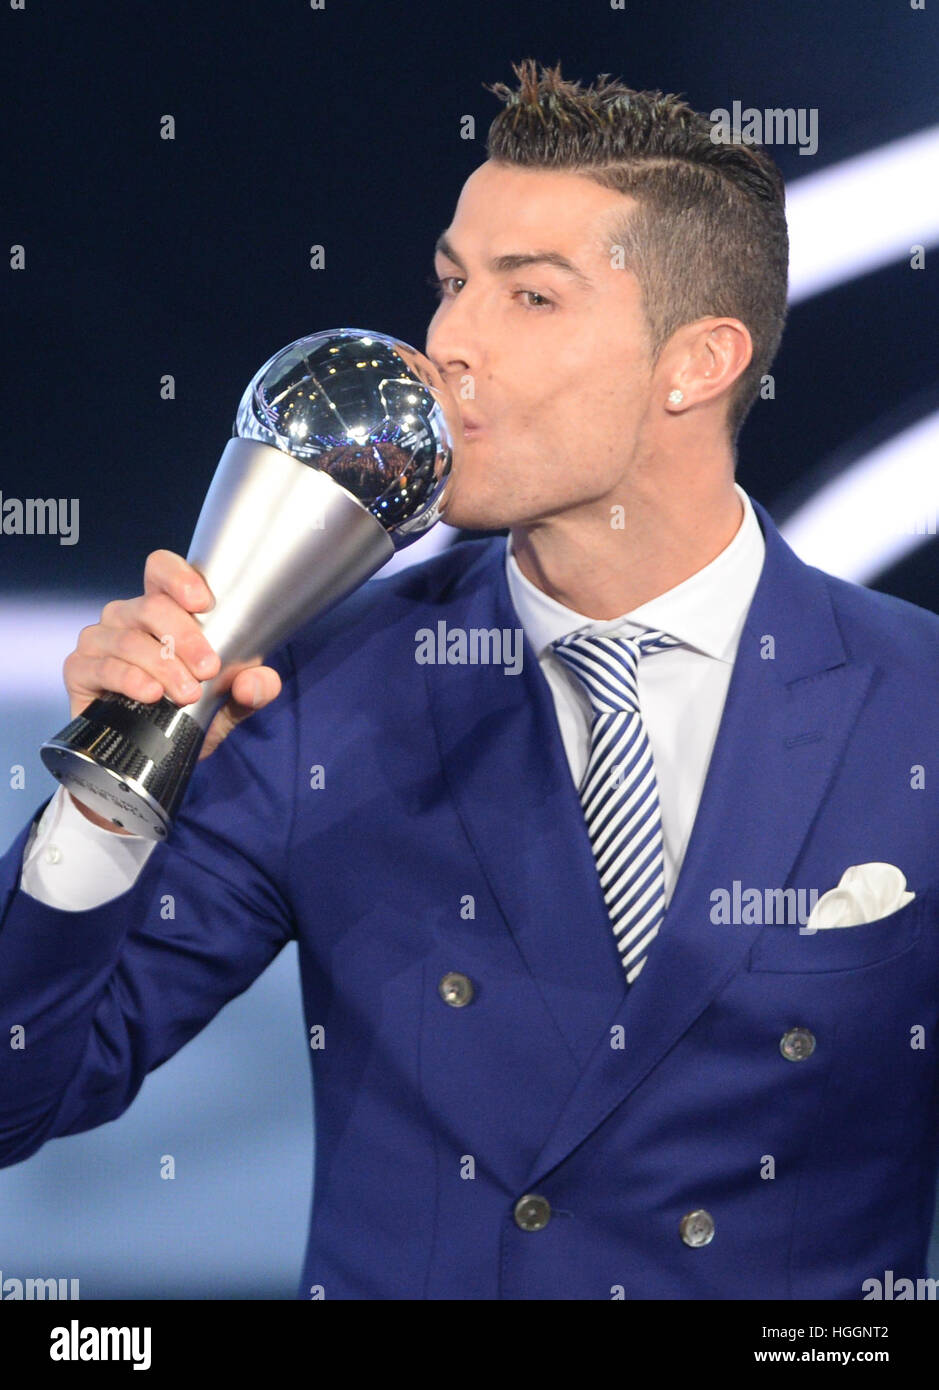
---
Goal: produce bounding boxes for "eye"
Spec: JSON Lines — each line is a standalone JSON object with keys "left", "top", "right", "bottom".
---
{"left": 426, "top": 274, "right": 463, "bottom": 300}
{"left": 516, "top": 289, "right": 554, "bottom": 310}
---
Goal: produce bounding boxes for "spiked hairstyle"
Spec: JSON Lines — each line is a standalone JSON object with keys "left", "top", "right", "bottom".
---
{"left": 484, "top": 59, "right": 789, "bottom": 438}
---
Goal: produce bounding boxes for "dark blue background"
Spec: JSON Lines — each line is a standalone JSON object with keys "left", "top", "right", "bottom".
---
{"left": 4, "top": 0, "right": 938, "bottom": 605}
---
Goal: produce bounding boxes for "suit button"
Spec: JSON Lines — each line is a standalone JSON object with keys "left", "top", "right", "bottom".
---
{"left": 679, "top": 1209, "right": 715, "bottom": 1247}
{"left": 438, "top": 971, "right": 474, "bottom": 1007}
{"left": 514, "top": 1193, "right": 551, "bottom": 1231}
{"left": 780, "top": 1026, "right": 816, "bottom": 1061}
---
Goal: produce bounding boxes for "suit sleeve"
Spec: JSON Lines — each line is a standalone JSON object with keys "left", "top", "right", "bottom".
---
{"left": 0, "top": 640, "right": 300, "bottom": 1169}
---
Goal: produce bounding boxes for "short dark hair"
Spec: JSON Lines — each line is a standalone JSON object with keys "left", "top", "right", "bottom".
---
{"left": 484, "top": 59, "right": 789, "bottom": 438}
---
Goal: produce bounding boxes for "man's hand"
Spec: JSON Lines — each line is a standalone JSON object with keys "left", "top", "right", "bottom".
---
{"left": 62, "top": 549, "right": 283, "bottom": 833}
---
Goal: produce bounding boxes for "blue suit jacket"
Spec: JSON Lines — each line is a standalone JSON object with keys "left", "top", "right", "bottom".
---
{"left": 1, "top": 496, "right": 938, "bottom": 1299}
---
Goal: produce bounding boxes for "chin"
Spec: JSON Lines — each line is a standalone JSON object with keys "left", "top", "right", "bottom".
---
{"left": 440, "top": 461, "right": 562, "bottom": 533}
{"left": 442, "top": 489, "right": 561, "bottom": 533}
{"left": 440, "top": 501, "right": 508, "bottom": 533}
{"left": 439, "top": 478, "right": 504, "bottom": 532}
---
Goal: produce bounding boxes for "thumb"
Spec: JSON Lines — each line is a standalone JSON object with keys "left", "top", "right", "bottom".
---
{"left": 198, "top": 665, "right": 283, "bottom": 761}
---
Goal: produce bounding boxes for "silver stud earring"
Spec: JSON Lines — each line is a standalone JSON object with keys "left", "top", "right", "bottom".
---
{"left": 667, "top": 389, "right": 684, "bottom": 405}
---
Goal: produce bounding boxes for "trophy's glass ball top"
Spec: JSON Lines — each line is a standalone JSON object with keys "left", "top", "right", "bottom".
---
{"left": 234, "top": 328, "right": 459, "bottom": 549}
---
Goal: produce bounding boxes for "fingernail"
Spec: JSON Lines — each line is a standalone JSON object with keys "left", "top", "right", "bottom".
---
{"left": 252, "top": 677, "right": 263, "bottom": 707}
{"left": 185, "top": 582, "right": 212, "bottom": 608}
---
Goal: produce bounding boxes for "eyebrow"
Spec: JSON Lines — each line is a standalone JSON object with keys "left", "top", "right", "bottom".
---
{"left": 434, "top": 232, "right": 593, "bottom": 288}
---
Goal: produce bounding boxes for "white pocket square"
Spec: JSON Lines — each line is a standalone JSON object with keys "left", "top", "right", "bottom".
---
{"left": 803, "top": 862, "right": 915, "bottom": 931}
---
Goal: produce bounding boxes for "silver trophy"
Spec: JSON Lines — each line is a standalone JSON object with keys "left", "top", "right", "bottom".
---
{"left": 40, "top": 328, "right": 460, "bottom": 840}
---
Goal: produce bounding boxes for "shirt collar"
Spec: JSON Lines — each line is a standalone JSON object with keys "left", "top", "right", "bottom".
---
{"left": 505, "top": 483, "right": 765, "bottom": 664}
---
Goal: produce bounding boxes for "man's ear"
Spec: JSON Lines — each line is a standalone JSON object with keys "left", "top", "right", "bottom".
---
{"left": 659, "top": 317, "right": 753, "bottom": 413}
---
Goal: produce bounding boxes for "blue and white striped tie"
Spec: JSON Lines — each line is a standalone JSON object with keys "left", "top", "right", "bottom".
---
{"left": 551, "top": 629, "right": 682, "bottom": 984}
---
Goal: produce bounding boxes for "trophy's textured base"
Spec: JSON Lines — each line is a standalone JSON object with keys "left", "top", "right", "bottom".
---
{"left": 40, "top": 695, "right": 206, "bottom": 841}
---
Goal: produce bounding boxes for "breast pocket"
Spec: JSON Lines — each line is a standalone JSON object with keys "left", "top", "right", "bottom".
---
{"left": 747, "top": 893, "right": 932, "bottom": 973}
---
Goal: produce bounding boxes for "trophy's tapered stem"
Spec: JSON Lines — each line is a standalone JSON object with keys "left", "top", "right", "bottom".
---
{"left": 40, "top": 440, "right": 395, "bottom": 840}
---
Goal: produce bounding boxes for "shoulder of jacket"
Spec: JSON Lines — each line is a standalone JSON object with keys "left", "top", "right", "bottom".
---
{"left": 284, "top": 534, "right": 504, "bottom": 662}
{"left": 818, "top": 566, "right": 939, "bottom": 672}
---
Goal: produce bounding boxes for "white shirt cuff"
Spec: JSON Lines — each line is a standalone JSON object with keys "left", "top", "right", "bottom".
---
{"left": 20, "top": 784, "right": 157, "bottom": 911}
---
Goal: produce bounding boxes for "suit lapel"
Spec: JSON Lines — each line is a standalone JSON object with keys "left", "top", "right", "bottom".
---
{"left": 524, "top": 499, "right": 876, "bottom": 1186}
{"left": 424, "top": 542, "right": 629, "bottom": 1066}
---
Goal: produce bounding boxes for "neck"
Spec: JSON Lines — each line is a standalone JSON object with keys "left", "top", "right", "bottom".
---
{"left": 510, "top": 466, "right": 743, "bottom": 619}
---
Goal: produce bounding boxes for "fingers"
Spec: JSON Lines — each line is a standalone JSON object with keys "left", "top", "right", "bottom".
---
{"left": 63, "top": 550, "right": 284, "bottom": 759}
{"left": 64, "top": 550, "right": 221, "bottom": 721}
{"left": 229, "top": 664, "right": 283, "bottom": 710}
{"left": 113, "top": 588, "right": 217, "bottom": 671}
{"left": 66, "top": 617, "right": 217, "bottom": 719}
{"left": 143, "top": 550, "right": 214, "bottom": 610}
{"left": 198, "top": 665, "right": 283, "bottom": 760}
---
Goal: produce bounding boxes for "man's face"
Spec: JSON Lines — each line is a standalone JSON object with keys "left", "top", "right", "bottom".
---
{"left": 425, "top": 159, "right": 658, "bottom": 532}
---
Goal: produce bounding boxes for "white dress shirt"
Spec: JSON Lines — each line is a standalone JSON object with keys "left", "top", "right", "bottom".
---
{"left": 20, "top": 484, "right": 765, "bottom": 912}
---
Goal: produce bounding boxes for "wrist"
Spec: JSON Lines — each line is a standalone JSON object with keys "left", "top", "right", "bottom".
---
{"left": 68, "top": 791, "right": 135, "bottom": 836}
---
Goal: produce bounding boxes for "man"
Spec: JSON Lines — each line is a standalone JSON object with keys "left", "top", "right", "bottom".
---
{"left": 2, "top": 60, "right": 938, "bottom": 1300}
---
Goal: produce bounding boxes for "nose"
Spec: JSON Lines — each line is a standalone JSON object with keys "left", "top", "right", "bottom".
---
{"left": 425, "top": 291, "right": 481, "bottom": 390}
